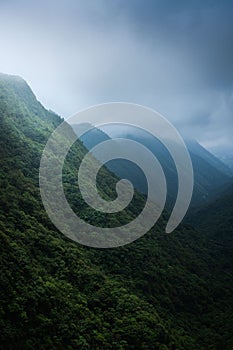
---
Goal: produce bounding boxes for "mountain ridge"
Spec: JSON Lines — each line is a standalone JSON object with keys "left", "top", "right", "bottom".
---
{"left": 72, "top": 122, "right": 232, "bottom": 210}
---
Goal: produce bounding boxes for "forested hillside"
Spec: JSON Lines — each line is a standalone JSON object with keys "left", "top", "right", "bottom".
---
{"left": 188, "top": 182, "right": 233, "bottom": 245}
{"left": 0, "top": 73, "right": 233, "bottom": 349}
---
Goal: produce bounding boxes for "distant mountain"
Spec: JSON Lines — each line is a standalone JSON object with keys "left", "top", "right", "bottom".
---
{"left": 73, "top": 123, "right": 233, "bottom": 209}
{"left": 219, "top": 154, "right": 233, "bottom": 171}
{"left": 186, "top": 139, "right": 233, "bottom": 177}
{"left": 184, "top": 139, "right": 233, "bottom": 206}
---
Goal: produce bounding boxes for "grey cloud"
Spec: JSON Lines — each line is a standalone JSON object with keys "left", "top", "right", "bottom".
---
{"left": 0, "top": 0, "right": 232, "bottom": 154}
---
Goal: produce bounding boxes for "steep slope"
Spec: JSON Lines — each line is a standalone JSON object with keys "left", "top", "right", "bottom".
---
{"left": 0, "top": 73, "right": 233, "bottom": 349}
{"left": 0, "top": 74, "right": 178, "bottom": 349}
{"left": 75, "top": 124, "right": 232, "bottom": 210}
{"left": 220, "top": 154, "right": 233, "bottom": 171}
{"left": 186, "top": 139, "right": 232, "bottom": 178}
{"left": 188, "top": 181, "right": 233, "bottom": 245}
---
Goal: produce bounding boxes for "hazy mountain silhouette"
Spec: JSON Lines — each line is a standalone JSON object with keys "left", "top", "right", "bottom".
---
{"left": 72, "top": 123, "right": 232, "bottom": 210}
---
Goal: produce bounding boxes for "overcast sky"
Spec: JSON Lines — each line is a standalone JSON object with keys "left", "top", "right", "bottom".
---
{"left": 0, "top": 0, "right": 233, "bottom": 155}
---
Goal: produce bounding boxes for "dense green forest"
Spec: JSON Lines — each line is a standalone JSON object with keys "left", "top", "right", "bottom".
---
{"left": 187, "top": 182, "right": 233, "bottom": 245}
{"left": 0, "top": 73, "right": 233, "bottom": 349}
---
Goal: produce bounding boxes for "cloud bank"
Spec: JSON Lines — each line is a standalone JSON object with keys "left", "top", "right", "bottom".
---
{"left": 0, "top": 0, "right": 232, "bottom": 154}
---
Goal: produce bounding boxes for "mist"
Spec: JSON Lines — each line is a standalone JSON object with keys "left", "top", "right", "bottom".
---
{"left": 0, "top": 0, "right": 232, "bottom": 155}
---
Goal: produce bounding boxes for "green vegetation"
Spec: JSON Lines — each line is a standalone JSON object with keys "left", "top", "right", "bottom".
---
{"left": 188, "top": 182, "right": 233, "bottom": 244}
{"left": 0, "top": 73, "right": 233, "bottom": 349}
